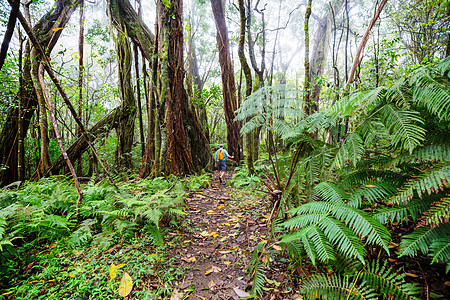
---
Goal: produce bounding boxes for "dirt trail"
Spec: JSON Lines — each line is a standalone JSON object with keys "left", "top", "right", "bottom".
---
{"left": 166, "top": 172, "right": 289, "bottom": 300}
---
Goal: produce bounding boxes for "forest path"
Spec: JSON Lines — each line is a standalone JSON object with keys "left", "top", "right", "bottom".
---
{"left": 166, "top": 171, "right": 289, "bottom": 300}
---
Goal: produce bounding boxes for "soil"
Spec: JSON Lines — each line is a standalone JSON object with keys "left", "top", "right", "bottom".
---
{"left": 165, "top": 171, "right": 298, "bottom": 300}
{"left": 164, "top": 171, "right": 450, "bottom": 300}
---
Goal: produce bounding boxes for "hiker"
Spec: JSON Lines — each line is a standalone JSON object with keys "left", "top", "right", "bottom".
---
{"left": 215, "top": 144, "right": 233, "bottom": 183}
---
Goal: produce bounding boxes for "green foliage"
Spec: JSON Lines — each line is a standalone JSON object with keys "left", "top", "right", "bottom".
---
{"left": 301, "top": 260, "right": 421, "bottom": 300}
{"left": 281, "top": 182, "right": 391, "bottom": 264}
{"left": 0, "top": 176, "right": 187, "bottom": 288}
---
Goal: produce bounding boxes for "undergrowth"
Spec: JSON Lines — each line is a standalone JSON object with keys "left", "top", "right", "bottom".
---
{"left": 0, "top": 174, "right": 207, "bottom": 299}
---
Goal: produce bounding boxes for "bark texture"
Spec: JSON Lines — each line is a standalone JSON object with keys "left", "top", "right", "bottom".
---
{"left": 211, "top": 0, "right": 242, "bottom": 163}
{"left": 161, "top": 0, "right": 212, "bottom": 174}
{"left": 0, "top": 0, "right": 19, "bottom": 70}
{"left": 237, "top": 0, "right": 255, "bottom": 174}
{"left": 113, "top": 29, "right": 136, "bottom": 171}
{"left": 0, "top": 0, "right": 82, "bottom": 186}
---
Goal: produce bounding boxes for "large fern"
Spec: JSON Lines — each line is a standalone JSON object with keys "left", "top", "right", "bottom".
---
{"left": 301, "top": 259, "right": 421, "bottom": 300}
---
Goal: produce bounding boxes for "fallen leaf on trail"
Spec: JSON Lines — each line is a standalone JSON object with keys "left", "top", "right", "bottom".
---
{"left": 118, "top": 272, "right": 133, "bottom": 297}
{"left": 109, "top": 263, "right": 125, "bottom": 279}
{"left": 205, "top": 265, "right": 222, "bottom": 275}
{"left": 168, "top": 232, "right": 178, "bottom": 236}
{"left": 207, "top": 210, "right": 214, "bottom": 214}
{"left": 233, "top": 287, "right": 250, "bottom": 298}
{"left": 219, "top": 250, "right": 230, "bottom": 254}
{"left": 200, "top": 231, "right": 209, "bottom": 237}
{"left": 223, "top": 261, "right": 231, "bottom": 265}
{"left": 170, "top": 288, "right": 180, "bottom": 300}
{"left": 182, "top": 256, "right": 196, "bottom": 263}
{"left": 218, "top": 205, "right": 225, "bottom": 209}
{"left": 221, "top": 222, "right": 231, "bottom": 226}
{"left": 50, "top": 27, "right": 63, "bottom": 32}
{"left": 208, "top": 280, "right": 216, "bottom": 289}
{"left": 273, "top": 244, "right": 282, "bottom": 251}
{"left": 183, "top": 240, "right": 192, "bottom": 243}
{"left": 209, "top": 232, "right": 219, "bottom": 237}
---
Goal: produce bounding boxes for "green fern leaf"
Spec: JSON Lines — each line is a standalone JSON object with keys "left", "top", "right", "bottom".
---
{"left": 399, "top": 223, "right": 450, "bottom": 257}
{"left": 392, "top": 161, "right": 450, "bottom": 204}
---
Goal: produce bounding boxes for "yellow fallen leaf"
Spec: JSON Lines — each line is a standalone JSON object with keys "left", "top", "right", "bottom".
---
{"left": 118, "top": 272, "right": 133, "bottom": 297}
{"left": 218, "top": 205, "right": 225, "bottom": 209}
{"left": 273, "top": 244, "right": 282, "bottom": 251}
{"left": 223, "top": 261, "right": 231, "bottom": 265}
{"left": 221, "top": 222, "right": 231, "bottom": 226}
{"left": 50, "top": 27, "right": 63, "bottom": 32}
{"left": 150, "top": 253, "right": 158, "bottom": 258}
{"left": 182, "top": 256, "right": 196, "bottom": 263}
{"left": 365, "top": 184, "right": 381, "bottom": 188}
{"left": 209, "top": 232, "right": 219, "bottom": 237}
{"left": 205, "top": 265, "right": 222, "bottom": 275}
{"left": 200, "top": 231, "right": 209, "bottom": 237}
{"left": 207, "top": 210, "right": 214, "bottom": 214}
{"left": 109, "top": 263, "right": 125, "bottom": 279}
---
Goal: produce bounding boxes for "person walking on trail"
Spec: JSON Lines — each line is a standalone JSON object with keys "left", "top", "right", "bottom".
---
{"left": 215, "top": 144, "right": 233, "bottom": 183}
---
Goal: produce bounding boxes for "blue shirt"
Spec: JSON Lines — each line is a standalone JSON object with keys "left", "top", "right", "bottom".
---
{"left": 215, "top": 149, "right": 229, "bottom": 161}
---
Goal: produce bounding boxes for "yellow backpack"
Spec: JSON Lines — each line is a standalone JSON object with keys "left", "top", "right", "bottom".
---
{"left": 218, "top": 149, "right": 224, "bottom": 160}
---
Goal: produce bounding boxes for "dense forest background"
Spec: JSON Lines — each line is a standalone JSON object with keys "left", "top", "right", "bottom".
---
{"left": 0, "top": 0, "right": 449, "bottom": 298}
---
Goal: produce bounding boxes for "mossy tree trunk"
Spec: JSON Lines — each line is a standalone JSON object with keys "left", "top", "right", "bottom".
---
{"left": 237, "top": 0, "right": 255, "bottom": 174}
{"left": 0, "top": 0, "right": 82, "bottom": 186}
{"left": 211, "top": 0, "right": 242, "bottom": 164}
{"left": 113, "top": 29, "right": 136, "bottom": 171}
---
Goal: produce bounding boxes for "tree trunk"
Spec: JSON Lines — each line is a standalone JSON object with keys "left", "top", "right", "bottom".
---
{"left": 31, "top": 47, "right": 51, "bottom": 176}
{"left": 347, "top": 0, "right": 387, "bottom": 85}
{"left": 140, "top": 30, "right": 159, "bottom": 177}
{"left": 161, "top": 0, "right": 212, "bottom": 174}
{"left": 134, "top": 42, "right": 145, "bottom": 157}
{"left": 0, "top": 0, "right": 82, "bottom": 186}
{"left": 303, "top": 0, "right": 312, "bottom": 116}
{"left": 77, "top": 0, "right": 84, "bottom": 175}
{"left": 309, "top": 0, "right": 344, "bottom": 109}
{"left": 40, "top": 105, "right": 131, "bottom": 177}
{"left": 211, "top": 0, "right": 242, "bottom": 164}
{"left": 113, "top": 29, "right": 136, "bottom": 171}
{"left": 0, "top": 0, "right": 19, "bottom": 71}
{"left": 237, "top": 0, "right": 255, "bottom": 174}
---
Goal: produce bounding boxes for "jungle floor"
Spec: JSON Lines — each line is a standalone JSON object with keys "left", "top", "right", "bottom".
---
{"left": 162, "top": 171, "right": 450, "bottom": 300}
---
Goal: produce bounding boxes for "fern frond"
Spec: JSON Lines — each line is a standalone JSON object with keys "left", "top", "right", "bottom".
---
{"left": 347, "top": 182, "right": 397, "bottom": 208}
{"left": 372, "top": 102, "right": 426, "bottom": 153}
{"left": 391, "top": 161, "right": 450, "bottom": 204}
{"left": 374, "top": 197, "right": 433, "bottom": 224}
{"left": 332, "top": 132, "right": 365, "bottom": 168}
{"left": 361, "top": 260, "right": 421, "bottom": 300}
{"left": 410, "top": 67, "right": 450, "bottom": 121}
{"left": 329, "top": 204, "right": 391, "bottom": 253}
{"left": 319, "top": 216, "right": 366, "bottom": 262}
{"left": 250, "top": 260, "right": 266, "bottom": 296}
{"left": 389, "top": 144, "right": 450, "bottom": 166}
{"left": 420, "top": 197, "right": 450, "bottom": 228}
{"left": 314, "top": 182, "right": 348, "bottom": 204}
{"left": 398, "top": 223, "right": 450, "bottom": 257}
{"left": 307, "top": 225, "right": 335, "bottom": 263}
{"left": 300, "top": 273, "right": 377, "bottom": 300}
{"left": 430, "top": 236, "right": 450, "bottom": 264}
